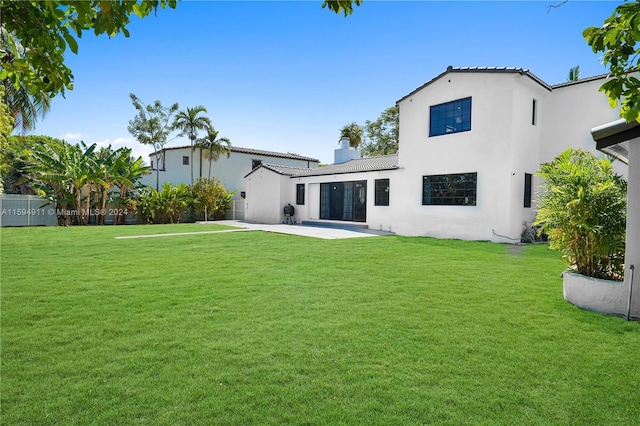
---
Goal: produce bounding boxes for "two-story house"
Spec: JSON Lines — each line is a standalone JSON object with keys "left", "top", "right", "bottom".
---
{"left": 244, "top": 66, "right": 626, "bottom": 242}
{"left": 141, "top": 145, "right": 320, "bottom": 198}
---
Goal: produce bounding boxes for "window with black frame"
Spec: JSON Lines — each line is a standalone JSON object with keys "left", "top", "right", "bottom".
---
{"left": 422, "top": 172, "right": 477, "bottom": 206}
{"left": 296, "top": 183, "right": 305, "bottom": 205}
{"left": 429, "top": 97, "right": 472, "bottom": 137}
{"left": 524, "top": 173, "right": 532, "bottom": 208}
{"left": 375, "top": 179, "right": 390, "bottom": 206}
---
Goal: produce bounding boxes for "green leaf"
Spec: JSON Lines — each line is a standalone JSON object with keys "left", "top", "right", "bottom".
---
{"left": 63, "top": 32, "right": 79, "bottom": 54}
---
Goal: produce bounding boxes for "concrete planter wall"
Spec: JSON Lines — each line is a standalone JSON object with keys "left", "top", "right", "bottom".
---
{"left": 562, "top": 271, "right": 628, "bottom": 316}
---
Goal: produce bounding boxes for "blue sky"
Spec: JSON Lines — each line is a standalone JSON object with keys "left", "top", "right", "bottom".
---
{"left": 31, "top": 0, "right": 619, "bottom": 164}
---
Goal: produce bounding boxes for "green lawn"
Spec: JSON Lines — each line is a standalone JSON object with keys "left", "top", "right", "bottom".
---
{"left": 1, "top": 224, "right": 639, "bottom": 425}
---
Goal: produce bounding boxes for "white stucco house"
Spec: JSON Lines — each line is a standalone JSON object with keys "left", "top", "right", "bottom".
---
{"left": 245, "top": 66, "right": 628, "bottom": 242}
{"left": 141, "top": 145, "right": 320, "bottom": 199}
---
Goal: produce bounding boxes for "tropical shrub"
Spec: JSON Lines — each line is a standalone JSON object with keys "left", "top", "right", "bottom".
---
{"left": 190, "top": 177, "right": 235, "bottom": 221}
{"left": 137, "top": 182, "right": 192, "bottom": 224}
{"left": 534, "top": 148, "right": 627, "bottom": 280}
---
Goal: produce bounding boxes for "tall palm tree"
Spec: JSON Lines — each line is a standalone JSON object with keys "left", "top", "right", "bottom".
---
{"left": 196, "top": 126, "right": 231, "bottom": 180}
{"left": 172, "top": 106, "right": 211, "bottom": 184}
{"left": 339, "top": 122, "right": 363, "bottom": 148}
{"left": 1, "top": 26, "right": 51, "bottom": 133}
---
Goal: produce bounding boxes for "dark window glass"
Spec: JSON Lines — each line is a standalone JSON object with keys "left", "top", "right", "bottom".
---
{"left": 375, "top": 179, "right": 390, "bottom": 206}
{"left": 252, "top": 159, "right": 262, "bottom": 169}
{"left": 296, "top": 184, "right": 305, "bottom": 205}
{"left": 532, "top": 99, "right": 537, "bottom": 125}
{"left": 422, "top": 173, "right": 477, "bottom": 206}
{"left": 240, "top": 191, "right": 246, "bottom": 199}
{"left": 524, "top": 173, "right": 532, "bottom": 208}
{"left": 183, "top": 156, "right": 189, "bottom": 165}
{"left": 319, "top": 180, "right": 367, "bottom": 222}
{"left": 429, "top": 97, "right": 472, "bottom": 137}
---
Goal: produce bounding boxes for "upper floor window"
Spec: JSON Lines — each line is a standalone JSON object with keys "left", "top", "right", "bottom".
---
{"left": 532, "top": 99, "right": 537, "bottom": 126}
{"left": 182, "top": 156, "right": 189, "bottom": 165}
{"left": 422, "top": 172, "right": 477, "bottom": 206}
{"left": 296, "top": 184, "right": 305, "bottom": 205}
{"left": 252, "top": 159, "right": 262, "bottom": 169}
{"left": 429, "top": 97, "right": 472, "bottom": 137}
{"left": 375, "top": 179, "right": 390, "bottom": 206}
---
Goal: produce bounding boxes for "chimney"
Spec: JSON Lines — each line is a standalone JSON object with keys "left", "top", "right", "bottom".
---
{"left": 334, "top": 137, "right": 361, "bottom": 164}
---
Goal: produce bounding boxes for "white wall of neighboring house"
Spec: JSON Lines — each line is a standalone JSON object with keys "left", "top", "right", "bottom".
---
{"left": 243, "top": 67, "right": 630, "bottom": 243}
{"left": 141, "top": 146, "right": 319, "bottom": 198}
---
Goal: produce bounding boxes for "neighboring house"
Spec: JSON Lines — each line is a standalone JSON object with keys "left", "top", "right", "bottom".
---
{"left": 245, "top": 66, "right": 628, "bottom": 242}
{"left": 141, "top": 145, "right": 320, "bottom": 198}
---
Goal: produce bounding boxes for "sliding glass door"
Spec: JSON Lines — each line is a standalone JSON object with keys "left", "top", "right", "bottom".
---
{"left": 320, "top": 180, "right": 366, "bottom": 222}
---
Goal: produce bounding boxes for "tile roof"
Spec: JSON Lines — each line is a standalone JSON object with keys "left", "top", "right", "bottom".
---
{"left": 396, "top": 66, "right": 552, "bottom": 104}
{"left": 153, "top": 145, "right": 319, "bottom": 163}
{"left": 246, "top": 154, "right": 399, "bottom": 178}
{"left": 550, "top": 73, "right": 609, "bottom": 89}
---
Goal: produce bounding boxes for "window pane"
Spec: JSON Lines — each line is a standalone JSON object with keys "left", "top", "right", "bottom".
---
{"left": 375, "top": 179, "right": 390, "bottom": 206}
{"left": 429, "top": 97, "right": 472, "bottom": 137}
{"left": 422, "top": 173, "right": 477, "bottom": 206}
{"left": 524, "top": 173, "right": 532, "bottom": 208}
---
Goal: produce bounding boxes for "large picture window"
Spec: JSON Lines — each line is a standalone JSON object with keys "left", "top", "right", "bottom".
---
{"left": 375, "top": 179, "right": 390, "bottom": 206}
{"left": 422, "top": 173, "right": 477, "bottom": 206}
{"left": 429, "top": 97, "right": 472, "bottom": 137}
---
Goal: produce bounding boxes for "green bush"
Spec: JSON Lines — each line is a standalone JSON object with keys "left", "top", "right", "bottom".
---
{"left": 535, "top": 148, "right": 627, "bottom": 280}
{"left": 137, "top": 182, "right": 192, "bottom": 224}
{"left": 190, "top": 177, "right": 235, "bottom": 221}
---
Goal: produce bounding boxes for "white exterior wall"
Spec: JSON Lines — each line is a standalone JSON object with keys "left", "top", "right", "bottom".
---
{"left": 626, "top": 139, "right": 640, "bottom": 318}
{"left": 285, "top": 170, "right": 399, "bottom": 231}
{"left": 244, "top": 168, "right": 288, "bottom": 224}
{"left": 395, "top": 72, "right": 549, "bottom": 241}
{"left": 542, "top": 78, "right": 624, "bottom": 173}
{"left": 141, "top": 147, "right": 318, "bottom": 197}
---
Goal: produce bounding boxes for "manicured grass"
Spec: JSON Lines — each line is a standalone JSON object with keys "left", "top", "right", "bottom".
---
{"left": 1, "top": 224, "right": 639, "bottom": 425}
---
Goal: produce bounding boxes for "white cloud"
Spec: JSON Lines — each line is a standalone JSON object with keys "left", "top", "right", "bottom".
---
{"left": 85, "top": 136, "right": 153, "bottom": 166}
{"left": 60, "top": 132, "right": 83, "bottom": 140}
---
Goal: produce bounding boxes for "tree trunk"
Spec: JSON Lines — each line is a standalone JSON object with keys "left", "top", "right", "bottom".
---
{"left": 101, "top": 187, "right": 108, "bottom": 225}
{"left": 76, "top": 189, "right": 82, "bottom": 226}
{"left": 84, "top": 183, "right": 92, "bottom": 225}
{"left": 190, "top": 138, "right": 194, "bottom": 185}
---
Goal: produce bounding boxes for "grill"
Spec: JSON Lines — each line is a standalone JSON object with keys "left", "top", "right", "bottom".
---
{"left": 284, "top": 204, "right": 295, "bottom": 224}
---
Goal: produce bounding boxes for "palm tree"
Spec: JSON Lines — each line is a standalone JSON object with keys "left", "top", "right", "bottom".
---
{"left": 339, "top": 122, "right": 363, "bottom": 148}
{"left": 1, "top": 26, "right": 51, "bottom": 133}
{"left": 196, "top": 126, "right": 231, "bottom": 180}
{"left": 113, "top": 152, "right": 150, "bottom": 224}
{"left": 172, "top": 106, "right": 211, "bottom": 184}
{"left": 567, "top": 65, "right": 580, "bottom": 82}
{"left": 30, "top": 141, "right": 96, "bottom": 225}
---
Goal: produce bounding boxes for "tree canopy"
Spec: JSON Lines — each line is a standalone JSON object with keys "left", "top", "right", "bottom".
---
{"left": 583, "top": 1, "right": 640, "bottom": 122}
{"left": 339, "top": 122, "right": 363, "bottom": 148}
{"left": 321, "top": 0, "right": 363, "bottom": 16}
{"left": 361, "top": 106, "right": 399, "bottom": 157}
{"left": 0, "top": 0, "right": 178, "bottom": 101}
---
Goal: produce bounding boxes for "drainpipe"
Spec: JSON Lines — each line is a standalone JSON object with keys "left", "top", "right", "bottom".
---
{"left": 627, "top": 265, "right": 636, "bottom": 321}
